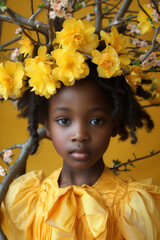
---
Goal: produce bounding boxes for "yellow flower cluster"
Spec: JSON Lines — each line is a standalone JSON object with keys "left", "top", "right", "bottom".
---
{"left": 0, "top": 17, "right": 148, "bottom": 100}
{"left": 0, "top": 61, "right": 24, "bottom": 100}
{"left": 125, "top": 67, "right": 143, "bottom": 92}
{"left": 54, "top": 18, "right": 99, "bottom": 55}
{"left": 19, "top": 33, "right": 34, "bottom": 57}
{"left": 25, "top": 46, "right": 61, "bottom": 98}
{"left": 92, "top": 26, "right": 130, "bottom": 79}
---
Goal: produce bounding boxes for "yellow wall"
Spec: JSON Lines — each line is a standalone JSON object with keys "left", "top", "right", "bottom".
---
{"left": 0, "top": 0, "right": 160, "bottom": 184}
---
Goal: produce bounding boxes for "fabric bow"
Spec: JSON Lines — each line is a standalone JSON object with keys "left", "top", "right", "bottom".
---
{"left": 45, "top": 185, "right": 108, "bottom": 240}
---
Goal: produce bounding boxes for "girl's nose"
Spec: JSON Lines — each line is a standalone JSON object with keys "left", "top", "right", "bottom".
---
{"left": 71, "top": 123, "right": 90, "bottom": 143}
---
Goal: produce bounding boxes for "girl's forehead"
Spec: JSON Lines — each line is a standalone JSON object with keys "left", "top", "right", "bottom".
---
{"left": 49, "top": 78, "right": 112, "bottom": 110}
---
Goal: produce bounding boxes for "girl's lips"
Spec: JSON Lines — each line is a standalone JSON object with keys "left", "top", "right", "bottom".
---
{"left": 70, "top": 151, "right": 90, "bottom": 160}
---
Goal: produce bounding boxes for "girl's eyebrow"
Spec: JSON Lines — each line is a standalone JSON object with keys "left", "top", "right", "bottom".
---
{"left": 89, "top": 107, "right": 110, "bottom": 114}
{"left": 52, "top": 107, "right": 71, "bottom": 113}
{"left": 52, "top": 107, "right": 110, "bottom": 113}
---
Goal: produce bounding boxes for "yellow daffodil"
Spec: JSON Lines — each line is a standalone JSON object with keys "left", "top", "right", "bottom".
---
{"left": 125, "top": 66, "right": 143, "bottom": 92}
{"left": 19, "top": 33, "right": 34, "bottom": 57}
{"left": 92, "top": 45, "right": 120, "bottom": 78}
{"left": 54, "top": 18, "right": 99, "bottom": 55}
{"left": 25, "top": 46, "right": 55, "bottom": 66}
{"left": 137, "top": 4, "right": 159, "bottom": 35}
{"left": 51, "top": 48, "right": 89, "bottom": 86}
{"left": 100, "top": 26, "right": 130, "bottom": 66}
{"left": 0, "top": 61, "right": 24, "bottom": 100}
{"left": 25, "top": 62, "right": 61, "bottom": 99}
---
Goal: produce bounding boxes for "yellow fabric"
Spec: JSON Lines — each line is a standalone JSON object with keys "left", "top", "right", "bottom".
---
{"left": 1, "top": 166, "right": 160, "bottom": 240}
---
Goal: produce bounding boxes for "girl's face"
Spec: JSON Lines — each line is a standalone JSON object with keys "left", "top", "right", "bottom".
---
{"left": 46, "top": 78, "right": 116, "bottom": 170}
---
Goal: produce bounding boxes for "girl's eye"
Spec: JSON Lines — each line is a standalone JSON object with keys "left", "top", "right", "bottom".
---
{"left": 56, "top": 118, "right": 70, "bottom": 125}
{"left": 90, "top": 118, "right": 103, "bottom": 125}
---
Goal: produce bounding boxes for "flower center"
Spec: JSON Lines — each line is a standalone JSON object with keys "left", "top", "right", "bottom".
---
{"left": 4, "top": 74, "right": 13, "bottom": 88}
{"left": 100, "top": 54, "right": 114, "bottom": 69}
{"left": 63, "top": 31, "right": 85, "bottom": 48}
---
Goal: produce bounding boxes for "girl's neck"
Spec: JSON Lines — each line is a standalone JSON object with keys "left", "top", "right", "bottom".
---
{"left": 58, "top": 158, "right": 105, "bottom": 188}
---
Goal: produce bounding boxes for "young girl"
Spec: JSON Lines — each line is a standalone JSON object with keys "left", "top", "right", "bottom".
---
{"left": 0, "top": 12, "right": 160, "bottom": 239}
{"left": 1, "top": 57, "right": 160, "bottom": 239}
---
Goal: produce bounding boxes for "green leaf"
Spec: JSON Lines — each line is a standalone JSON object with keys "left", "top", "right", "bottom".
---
{"left": 0, "top": 46, "right": 3, "bottom": 50}
{"left": 126, "top": 14, "right": 133, "bottom": 22}
{"left": 0, "top": 1, "right": 5, "bottom": 7}
{"left": 109, "top": 18, "right": 112, "bottom": 24}
{"left": 147, "top": 17, "right": 151, "bottom": 22}
{"left": 38, "top": 4, "right": 45, "bottom": 9}
{"left": 129, "top": 163, "right": 135, "bottom": 168}
{"left": 113, "top": 159, "right": 121, "bottom": 165}
{"left": 74, "top": 2, "right": 81, "bottom": 11}
{"left": 103, "top": 6, "right": 109, "bottom": 13}
{"left": 150, "top": 66, "right": 155, "bottom": 72}
{"left": 150, "top": 150, "right": 155, "bottom": 155}
{"left": 134, "top": 60, "right": 140, "bottom": 66}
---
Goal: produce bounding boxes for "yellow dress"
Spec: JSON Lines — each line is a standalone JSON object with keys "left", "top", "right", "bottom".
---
{"left": 1, "top": 166, "right": 160, "bottom": 240}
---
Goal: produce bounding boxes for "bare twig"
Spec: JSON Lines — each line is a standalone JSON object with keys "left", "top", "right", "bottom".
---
{"left": 46, "top": 3, "right": 54, "bottom": 46}
{"left": 21, "top": 27, "right": 41, "bottom": 45}
{"left": 0, "top": 144, "right": 22, "bottom": 157}
{"left": 0, "top": 8, "right": 48, "bottom": 37}
{"left": 31, "top": 0, "right": 34, "bottom": 15}
{"left": 29, "top": 8, "right": 44, "bottom": 22}
{"left": 0, "top": 36, "right": 21, "bottom": 49}
{"left": 0, "top": 47, "right": 15, "bottom": 52}
{"left": 103, "top": 15, "right": 136, "bottom": 31}
{"left": 114, "top": 0, "right": 132, "bottom": 20}
{"left": 142, "top": 103, "right": 160, "bottom": 108}
{"left": 0, "top": 127, "right": 47, "bottom": 202}
{"left": 94, "top": 0, "right": 102, "bottom": 34}
{"left": 151, "top": 0, "right": 160, "bottom": 15}
{"left": 139, "top": 25, "right": 160, "bottom": 64}
{"left": 110, "top": 150, "right": 160, "bottom": 171}
{"left": 137, "top": 0, "right": 153, "bottom": 23}
{"left": 104, "top": 0, "right": 121, "bottom": 15}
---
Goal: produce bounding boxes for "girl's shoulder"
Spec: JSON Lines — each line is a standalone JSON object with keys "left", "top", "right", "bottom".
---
{"left": 93, "top": 166, "right": 160, "bottom": 212}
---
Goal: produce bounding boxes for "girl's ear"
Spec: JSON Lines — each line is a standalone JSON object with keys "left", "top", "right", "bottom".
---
{"left": 44, "top": 121, "right": 51, "bottom": 138}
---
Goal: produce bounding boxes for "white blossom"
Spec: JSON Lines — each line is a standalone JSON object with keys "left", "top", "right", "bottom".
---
{"left": 0, "top": 166, "right": 6, "bottom": 176}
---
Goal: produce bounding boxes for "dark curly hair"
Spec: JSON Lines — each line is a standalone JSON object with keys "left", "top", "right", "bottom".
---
{"left": 17, "top": 58, "right": 154, "bottom": 155}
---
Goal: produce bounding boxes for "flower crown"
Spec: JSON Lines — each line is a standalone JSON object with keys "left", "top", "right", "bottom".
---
{"left": 0, "top": 1, "right": 160, "bottom": 102}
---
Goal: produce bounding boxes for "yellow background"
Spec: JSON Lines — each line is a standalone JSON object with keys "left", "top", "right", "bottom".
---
{"left": 0, "top": 0, "right": 160, "bottom": 184}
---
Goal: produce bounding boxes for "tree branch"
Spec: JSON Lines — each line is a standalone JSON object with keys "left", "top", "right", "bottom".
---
{"left": 31, "top": 0, "right": 34, "bottom": 15}
{"left": 0, "top": 8, "right": 48, "bottom": 37}
{"left": 94, "top": 0, "right": 102, "bottom": 34}
{"left": 0, "top": 47, "right": 15, "bottom": 52}
{"left": 151, "top": 0, "right": 160, "bottom": 15}
{"left": 0, "top": 127, "right": 47, "bottom": 204}
{"left": 114, "top": 0, "right": 132, "bottom": 20}
{"left": 142, "top": 103, "right": 160, "bottom": 108}
{"left": 110, "top": 150, "right": 160, "bottom": 172}
{"left": 29, "top": 8, "right": 44, "bottom": 21}
{"left": 105, "top": 0, "right": 121, "bottom": 16}
{"left": 0, "top": 127, "right": 47, "bottom": 240}
{"left": 139, "top": 25, "right": 160, "bottom": 64}
{"left": 0, "top": 36, "right": 21, "bottom": 49}
{"left": 46, "top": 3, "right": 54, "bottom": 46}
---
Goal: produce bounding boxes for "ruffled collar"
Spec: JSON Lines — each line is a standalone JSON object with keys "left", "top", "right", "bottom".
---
{"left": 38, "top": 166, "right": 121, "bottom": 239}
